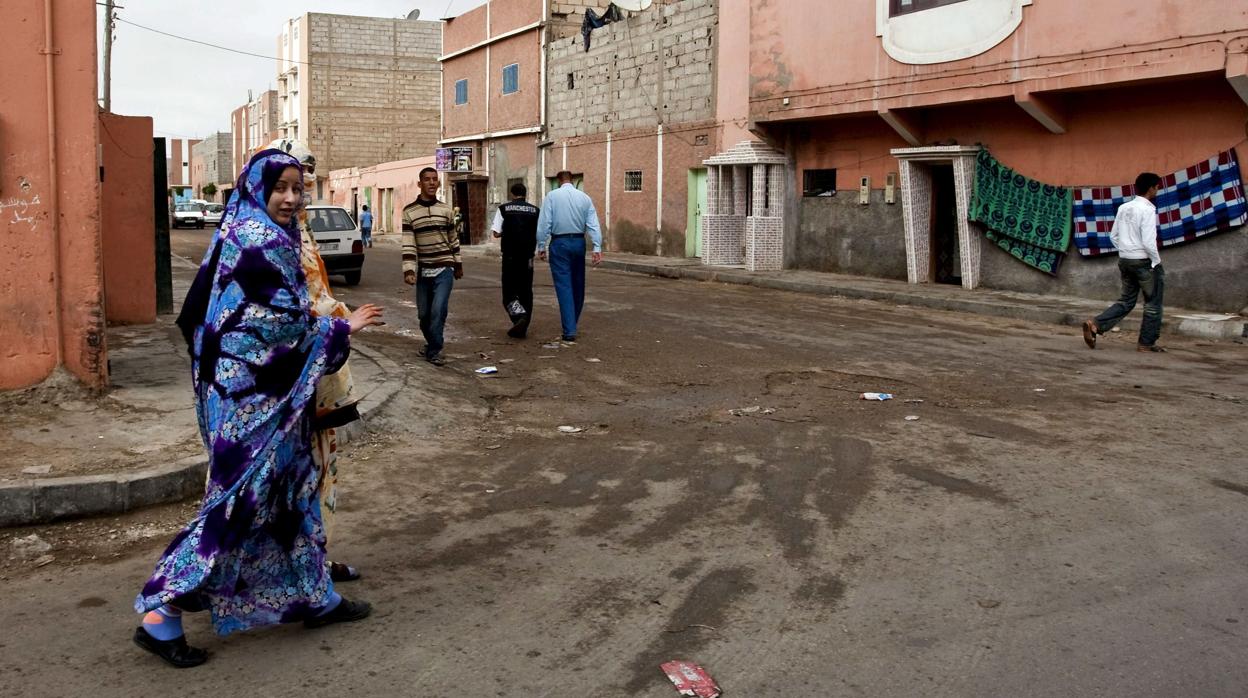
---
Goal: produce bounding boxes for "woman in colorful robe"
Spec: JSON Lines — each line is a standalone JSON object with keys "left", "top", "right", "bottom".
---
{"left": 133, "top": 150, "right": 383, "bottom": 668}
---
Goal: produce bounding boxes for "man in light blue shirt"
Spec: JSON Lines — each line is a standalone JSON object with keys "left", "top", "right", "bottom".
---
{"left": 536, "top": 171, "right": 604, "bottom": 342}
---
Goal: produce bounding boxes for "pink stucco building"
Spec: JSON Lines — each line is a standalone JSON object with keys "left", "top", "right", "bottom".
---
{"left": 706, "top": 0, "right": 1248, "bottom": 311}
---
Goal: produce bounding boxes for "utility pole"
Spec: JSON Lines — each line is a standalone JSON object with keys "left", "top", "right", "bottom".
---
{"left": 103, "top": 0, "right": 114, "bottom": 111}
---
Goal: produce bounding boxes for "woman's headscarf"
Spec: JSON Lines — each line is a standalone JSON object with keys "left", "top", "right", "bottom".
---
{"left": 176, "top": 149, "right": 304, "bottom": 347}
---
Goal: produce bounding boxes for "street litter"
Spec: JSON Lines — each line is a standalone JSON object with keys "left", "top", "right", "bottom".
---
{"left": 977, "top": 599, "right": 1002, "bottom": 609}
{"left": 903, "top": 399, "right": 925, "bottom": 404}
{"left": 557, "top": 425, "right": 583, "bottom": 434}
{"left": 499, "top": 358, "right": 516, "bottom": 364}
{"left": 1033, "top": 388, "right": 1046, "bottom": 393}
{"left": 33, "top": 555, "right": 55, "bottom": 568}
{"left": 10, "top": 534, "right": 52, "bottom": 559}
{"left": 542, "top": 342, "right": 562, "bottom": 349}
{"left": 905, "top": 415, "right": 920, "bottom": 421}
{"left": 861, "top": 392, "right": 894, "bottom": 401}
{"left": 485, "top": 444, "right": 503, "bottom": 450}
{"left": 586, "top": 358, "right": 602, "bottom": 363}
{"left": 475, "top": 366, "right": 499, "bottom": 375}
{"left": 661, "top": 661, "right": 722, "bottom": 698}
{"left": 730, "top": 406, "right": 776, "bottom": 417}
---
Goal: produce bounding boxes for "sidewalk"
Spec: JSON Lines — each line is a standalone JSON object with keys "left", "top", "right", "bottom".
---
{"left": 463, "top": 246, "right": 1247, "bottom": 341}
{"left": 0, "top": 320, "right": 404, "bottom": 528}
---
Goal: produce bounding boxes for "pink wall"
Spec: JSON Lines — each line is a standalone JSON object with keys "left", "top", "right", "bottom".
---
{"left": 327, "top": 156, "right": 438, "bottom": 235}
{"left": 489, "top": 0, "right": 543, "bottom": 35}
{"left": 793, "top": 79, "right": 1248, "bottom": 193}
{"left": 751, "top": 0, "right": 1248, "bottom": 108}
{"left": 100, "top": 113, "right": 156, "bottom": 325}
{"left": 488, "top": 32, "right": 542, "bottom": 132}
{"left": 0, "top": 0, "right": 107, "bottom": 389}
{"left": 715, "top": 0, "right": 754, "bottom": 148}
{"left": 443, "top": 3, "right": 488, "bottom": 55}
{"left": 444, "top": 50, "right": 488, "bottom": 138}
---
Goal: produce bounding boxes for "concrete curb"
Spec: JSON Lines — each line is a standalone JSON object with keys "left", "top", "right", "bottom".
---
{"left": 593, "top": 258, "right": 1248, "bottom": 340}
{"left": 0, "top": 341, "right": 405, "bottom": 529}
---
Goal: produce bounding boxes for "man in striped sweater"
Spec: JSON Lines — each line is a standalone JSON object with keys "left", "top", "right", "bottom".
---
{"left": 402, "top": 167, "right": 463, "bottom": 366}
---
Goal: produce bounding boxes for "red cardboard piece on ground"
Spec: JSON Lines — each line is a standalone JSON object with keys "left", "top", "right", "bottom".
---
{"left": 660, "top": 660, "right": 722, "bottom": 698}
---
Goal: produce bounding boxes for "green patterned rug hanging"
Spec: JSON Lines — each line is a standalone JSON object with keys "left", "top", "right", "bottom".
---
{"left": 970, "top": 149, "right": 1073, "bottom": 276}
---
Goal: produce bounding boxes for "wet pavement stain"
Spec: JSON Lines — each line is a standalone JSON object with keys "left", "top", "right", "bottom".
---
{"left": 893, "top": 463, "right": 1012, "bottom": 505}
{"left": 624, "top": 567, "right": 757, "bottom": 694}
{"left": 1211, "top": 479, "right": 1248, "bottom": 497}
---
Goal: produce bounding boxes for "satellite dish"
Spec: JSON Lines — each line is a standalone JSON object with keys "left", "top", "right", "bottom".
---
{"left": 406, "top": 9, "right": 421, "bottom": 20}
{"left": 613, "top": 0, "right": 652, "bottom": 10}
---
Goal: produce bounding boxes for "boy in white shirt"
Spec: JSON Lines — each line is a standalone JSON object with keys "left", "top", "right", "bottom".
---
{"left": 1083, "top": 172, "right": 1165, "bottom": 352}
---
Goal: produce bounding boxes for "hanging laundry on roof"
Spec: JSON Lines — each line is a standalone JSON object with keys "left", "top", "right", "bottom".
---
{"left": 970, "top": 149, "right": 1073, "bottom": 276}
{"left": 1072, "top": 149, "right": 1247, "bottom": 257}
{"left": 582, "top": 3, "right": 625, "bottom": 51}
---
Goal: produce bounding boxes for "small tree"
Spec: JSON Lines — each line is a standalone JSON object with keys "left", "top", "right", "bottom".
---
{"left": 201, "top": 182, "right": 218, "bottom": 200}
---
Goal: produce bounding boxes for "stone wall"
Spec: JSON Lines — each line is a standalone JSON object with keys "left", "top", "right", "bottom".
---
{"left": 306, "top": 14, "right": 442, "bottom": 172}
{"left": 546, "top": 0, "right": 716, "bottom": 140}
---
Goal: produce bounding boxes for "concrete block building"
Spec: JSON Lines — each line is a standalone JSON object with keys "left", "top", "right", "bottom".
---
{"left": 277, "top": 13, "right": 442, "bottom": 200}
{"left": 190, "top": 132, "right": 232, "bottom": 202}
{"left": 165, "top": 138, "right": 199, "bottom": 187}
{"left": 737, "top": 0, "right": 1248, "bottom": 311}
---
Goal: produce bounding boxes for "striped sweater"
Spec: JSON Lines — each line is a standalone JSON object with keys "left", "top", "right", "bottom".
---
{"left": 401, "top": 198, "right": 461, "bottom": 274}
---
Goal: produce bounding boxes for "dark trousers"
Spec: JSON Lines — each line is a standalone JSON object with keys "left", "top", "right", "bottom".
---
{"left": 548, "top": 235, "right": 587, "bottom": 338}
{"left": 416, "top": 268, "right": 454, "bottom": 358}
{"left": 1094, "top": 258, "right": 1164, "bottom": 347}
{"left": 501, "top": 254, "right": 534, "bottom": 324}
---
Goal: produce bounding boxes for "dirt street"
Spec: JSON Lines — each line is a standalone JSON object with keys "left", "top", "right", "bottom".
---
{"left": 2, "top": 231, "right": 1246, "bottom": 697}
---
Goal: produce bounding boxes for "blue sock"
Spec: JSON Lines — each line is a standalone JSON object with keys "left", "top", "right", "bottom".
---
{"left": 141, "top": 606, "right": 184, "bottom": 641}
{"left": 315, "top": 591, "right": 342, "bottom": 617}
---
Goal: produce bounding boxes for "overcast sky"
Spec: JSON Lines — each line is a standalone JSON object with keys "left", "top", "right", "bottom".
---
{"left": 99, "top": 0, "right": 487, "bottom": 141}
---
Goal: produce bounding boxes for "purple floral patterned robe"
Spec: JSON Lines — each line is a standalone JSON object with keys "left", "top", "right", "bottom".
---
{"left": 136, "top": 151, "right": 350, "bottom": 635}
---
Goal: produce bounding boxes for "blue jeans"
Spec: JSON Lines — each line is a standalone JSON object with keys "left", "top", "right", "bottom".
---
{"left": 548, "top": 235, "right": 586, "bottom": 338}
{"left": 361, "top": 227, "right": 372, "bottom": 246}
{"left": 416, "top": 268, "right": 454, "bottom": 358}
{"left": 1094, "top": 259, "right": 1164, "bottom": 347}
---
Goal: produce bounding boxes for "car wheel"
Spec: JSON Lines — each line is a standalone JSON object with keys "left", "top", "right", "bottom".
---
{"left": 342, "top": 271, "right": 362, "bottom": 286}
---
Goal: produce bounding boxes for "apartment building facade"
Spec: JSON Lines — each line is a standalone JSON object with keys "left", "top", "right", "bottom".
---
{"left": 165, "top": 138, "right": 199, "bottom": 187}
{"left": 276, "top": 13, "right": 442, "bottom": 199}
{"left": 230, "top": 89, "right": 280, "bottom": 179}
{"left": 739, "top": 0, "right": 1248, "bottom": 311}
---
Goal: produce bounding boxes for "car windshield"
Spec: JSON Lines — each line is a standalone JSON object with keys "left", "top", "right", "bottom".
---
{"left": 307, "top": 208, "right": 356, "bottom": 233}
{"left": 207, "top": 204, "right": 224, "bottom": 213}
{"left": 175, "top": 204, "right": 201, "bottom": 212}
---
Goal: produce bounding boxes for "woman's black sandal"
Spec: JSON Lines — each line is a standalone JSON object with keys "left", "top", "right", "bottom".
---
{"left": 133, "top": 627, "right": 209, "bottom": 668}
{"left": 329, "top": 561, "right": 361, "bottom": 582}
{"left": 304, "top": 597, "right": 372, "bottom": 629}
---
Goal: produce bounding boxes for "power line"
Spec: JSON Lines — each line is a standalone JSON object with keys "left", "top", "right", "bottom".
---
{"left": 114, "top": 17, "right": 442, "bottom": 73}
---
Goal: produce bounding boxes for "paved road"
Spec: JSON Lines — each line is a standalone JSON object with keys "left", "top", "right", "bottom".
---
{"left": 2, "top": 231, "right": 1246, "bottom": 696}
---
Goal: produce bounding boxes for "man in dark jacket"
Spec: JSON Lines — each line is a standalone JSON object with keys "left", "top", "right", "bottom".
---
{"left": 491, "top": 182, "right": 540, "bottom": 338}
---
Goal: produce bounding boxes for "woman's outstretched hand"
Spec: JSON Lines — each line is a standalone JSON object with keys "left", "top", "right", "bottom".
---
{"left": 347, "top": 304, "right": 385, "bottom": 334}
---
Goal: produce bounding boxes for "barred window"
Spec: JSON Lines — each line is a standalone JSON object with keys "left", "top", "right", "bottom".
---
{"left": 624, "top": 170, "right": 643, "bottom": 192}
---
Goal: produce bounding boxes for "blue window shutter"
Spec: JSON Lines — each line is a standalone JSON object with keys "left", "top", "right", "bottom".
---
{"left": 502, "top": 65, "right": 519, "bottom": 95}
{"left": 455, "top": 79, "right": 468, "bottom": 105}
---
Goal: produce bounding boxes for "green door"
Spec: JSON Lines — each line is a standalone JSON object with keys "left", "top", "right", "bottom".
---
{"left": 686, "top": 168, "right": 707, "bottom": 258}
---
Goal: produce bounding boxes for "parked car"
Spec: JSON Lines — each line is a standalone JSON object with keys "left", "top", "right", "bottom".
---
{"left": 305, "top": 204, "right": 365, "bottom": 285}
{"left": 203, "top": 203, "right": 224, "bottom": 227}
{"left": 172, "top": 202, "right": 205, "bottom": 229}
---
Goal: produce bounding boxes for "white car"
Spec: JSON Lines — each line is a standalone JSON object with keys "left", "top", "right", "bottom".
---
{"left": 172, "top": 202, "right": 205, "bottom": 229}
{"left": 305, "top": 205, "right": 365, "bottom": 285}
{"left": 203, "top": 203, "right": 225, "bottom": 227}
